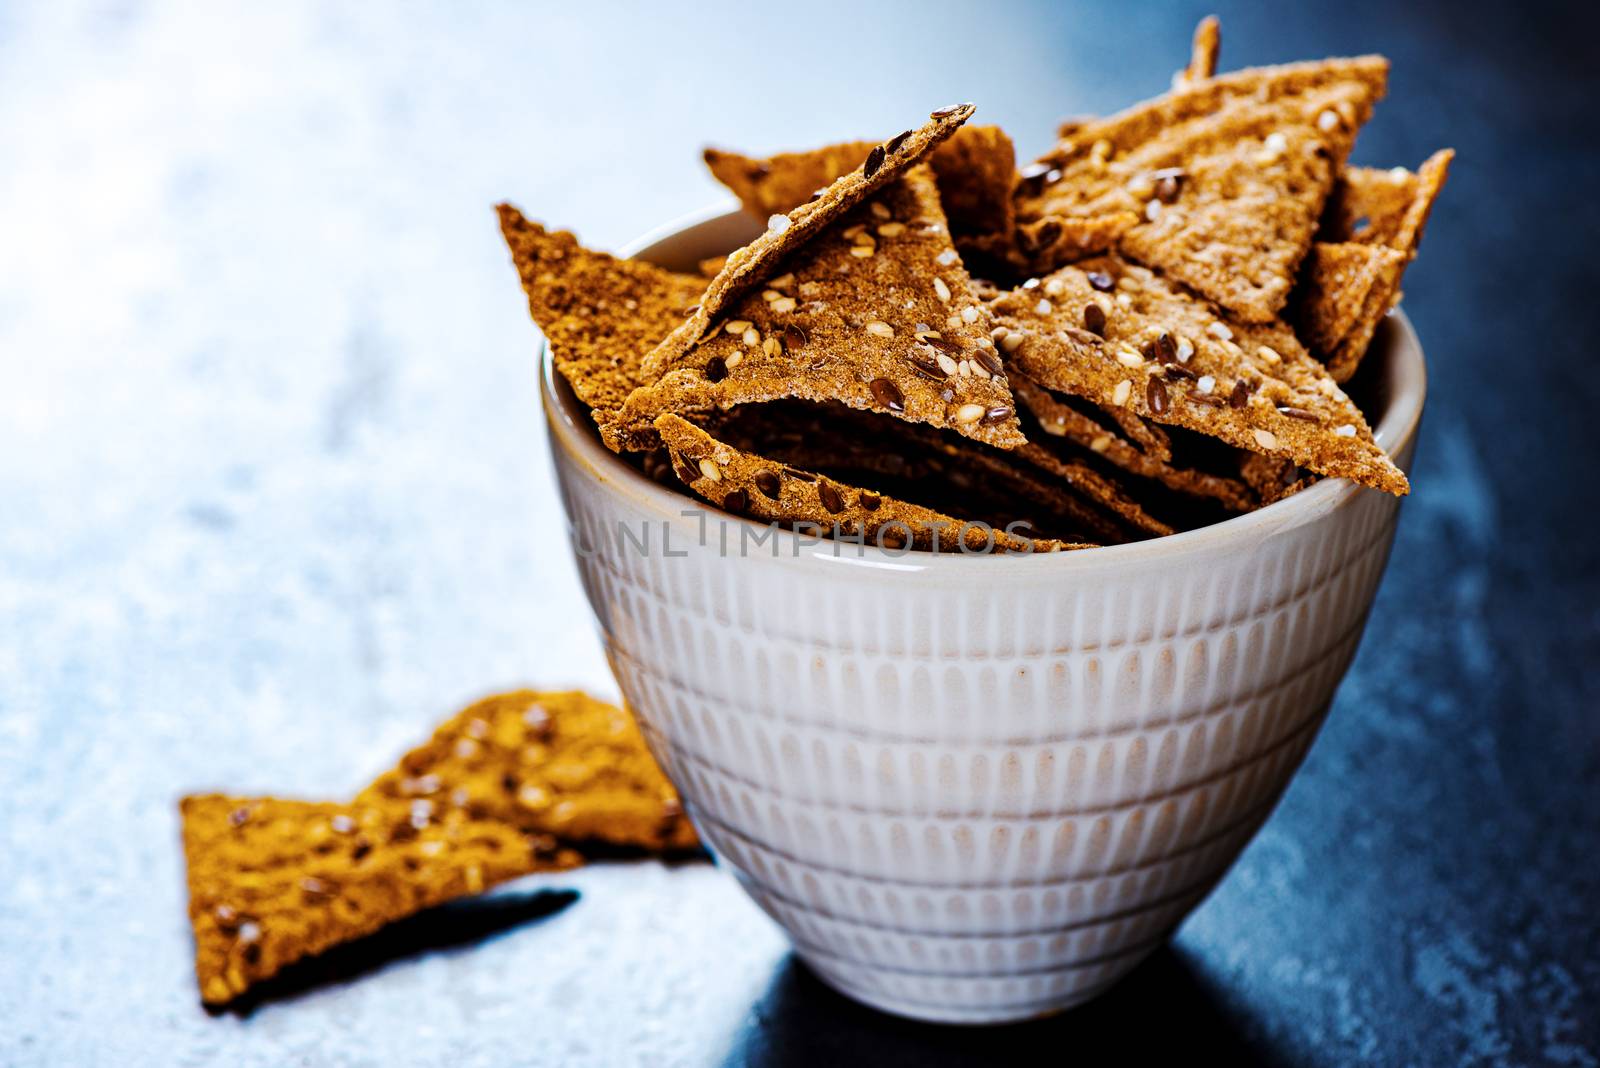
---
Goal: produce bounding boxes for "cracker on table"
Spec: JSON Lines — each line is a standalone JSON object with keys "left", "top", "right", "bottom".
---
{"left": 1175, "top": 15, "right": 1221, "bottom": 86}
{"left": 607, "top": 166, "right": 1024, "bottom": 452}
{"left": 645, "top": 104, "right": 976, "bottom": 383}
{"left": 1294, "top": 149, "right": 1453, "bottom": 380}
{"left": 497, "top": 206, "right": 705, "bottom": 416}
{"left": 991, "top": 254, "right": 1408, "bottom": 495}
{"left": 181, "top": 794, "right": 578, "bottom": 1006}
{"left": 1015, "top": 55, "right": 1389, "bottom": 322}
{"left": 654, "top": 413, "right": 1091, "bottom": 553}
{"left": 704, "top": 125, "right": 1018, "bottom": 254}
{"left": 358, "top": 690, "right": 699, "bottom": 855}
{"left": 1013, "top": 376, "right": 1257, "bottom": 511}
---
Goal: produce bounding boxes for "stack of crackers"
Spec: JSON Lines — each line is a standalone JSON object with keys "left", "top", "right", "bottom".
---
{"left": 180, "top": 691, "right": 696, "bottom": 1006}
{"left": 504, "top": 18, "right": 1450, "bottom": 549}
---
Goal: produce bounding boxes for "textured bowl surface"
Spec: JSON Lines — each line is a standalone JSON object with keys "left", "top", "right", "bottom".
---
{"left": 540, "top": 209, "right": 1425, "bottom": 1024}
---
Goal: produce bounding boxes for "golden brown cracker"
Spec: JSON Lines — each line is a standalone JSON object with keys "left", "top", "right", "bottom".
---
{"left": 497, "top": 205, "right": 704, "bottom": 415}
{"left": 647, "top": 104, "right": 977, "bottom": 383}
{"left": 1013, "top": 376, "right": 1257, "bottom": 511}
{"left": 1239, "top": 450, "right": 1320, "bottom": 504}
{"left": 1294, "top": 149, "right": 1452, "bottom": 379}
{"left": 704, "top": 124, "right": 1017, "bottom": 250}
{"left": 1176, "top": 15, "right": 1222, "bottom": 85}
{"left": 1014, "top": 210, "right": 1140, "bottom": 264}
{"left": 655, "top": 413, "right": 1090, "bottom": 553}
{"left": 358, "top": 690, "right": 698, "bottom": 855}
{"left": 1015, "top": 56, "right": 1389, "bottom": 322}
{"left": 991, "top": 255, "right": 1408, "bottom": 495}
{"left": 181, "top": 793, "right": 578, "bottom": 1005}
{"left": 609, "top": 167, "right": 1024, "bottom": 452}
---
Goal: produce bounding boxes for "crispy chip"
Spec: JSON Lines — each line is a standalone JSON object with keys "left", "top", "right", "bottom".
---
{"left": 358, "top": 690, "right": 698, "bottom": 855}
{"left": 654, "top": 413, "right": 1090, "bottom": 553}
{"left": 1016, "top": 56, "right": 1389, "bottom": 322}
{"left": 1013, "top": 376, "right": 1257, "bottom": 511}
{"left": 704, "top": 124, "right": 1018, "bottom": 253}
{"left": 181, "top": 794, "right": 578, "bottom": 1005}
{"left": 608, "top": 167, "right": 1024, "bottom": 451}
{"left": 1294, "top": 149, "right": 1453, "bottom": 380}
{"left": 991, "top": 255, "right": 1408, "bottom": 495}
{"left": 645, "top": 103, "right": 976, "bottom": 383}
{"left": 1175, "top": 15, "right": 1221, "bottom": 85}
{"left": 707, "top": 401, "right": 1169, "bottom": 543}
{"left": 497, "top": 206, "right": 704, "bottom": 416}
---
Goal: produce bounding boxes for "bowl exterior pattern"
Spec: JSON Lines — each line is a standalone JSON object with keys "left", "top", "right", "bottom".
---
{"left": 549, "top": 437, "right": 1408, "bottom": 1023}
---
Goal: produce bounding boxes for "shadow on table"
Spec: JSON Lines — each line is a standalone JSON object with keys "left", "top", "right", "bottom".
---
{"left": 210, "top": 887, "right": 579, "bottom": 1016}
{"left": 722, "top": 948, "right": 1288, "bottom": 1067}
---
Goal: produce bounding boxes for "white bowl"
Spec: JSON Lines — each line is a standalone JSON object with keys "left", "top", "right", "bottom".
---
{"left": 538, "top": 208, "right": 1425, "bottom": 1024}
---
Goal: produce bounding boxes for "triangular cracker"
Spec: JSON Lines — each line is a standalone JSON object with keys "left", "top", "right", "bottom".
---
{"left": 497, "top": 206, "right": 704, "bottom": 415}
{"left": 181, "top": 794, "right": 578, "bottom": 1005}
{"left": 644, "top": 103, "right": 976, "bottom": 382}
{"left": 1016, "top": 56, "right": 1389, "bottom": 321}
{"left": 607, "top": 167, "right": 1024, "bottom": 451}
{"left": 707, "top": 402, "right": 1170, "bottom": 543}
{"left": 1013, "top": 376, "right": 1257, "bottom": 511}
{"left": 991, "top": 255, "right": 1408, "bottom": 494}
{"left": 704, "top": 124, "right": 1018, "bottom": 254}
{"left": 1293, "top": 149, "right": 1452, "bottom": 379}
{"left": 357, "top": 690, "right": 698, "bottom": 855}
{"left": 655, "top": 413, "right": 1090, "bottom": 553}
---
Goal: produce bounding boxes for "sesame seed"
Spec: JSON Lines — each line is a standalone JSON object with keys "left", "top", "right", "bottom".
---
{"left": 1196, "top": 374, "right": 1216, "bottom": 394}
{"left": 1207, "top": 321, "right": 1233, "bottom": 341}
{"left": 761, "top": 289, "right": 780, "bottom": 302}
{"left": 1112, "top": 379, "right": 1132, "bottom": 406}
{"left": 936, "top": 249, "right": 958, "bottom": 266}
{"left": 865, "top": 321, "right": 895, "bottom": 338}
{"left": 1033, "top": 298, "right": 1052, "bottom": 316}
{"left": 767, "top": 214, "right": 791, "bottom": 233}
{"left": 961, "top": 305, "right": 980, "bottom": 324}
{"left": 1115, "top": 293, "right": 1132, "bottom": 308}
{"left": 954, "top": 403, "right": 987, "bottom": 424}
{"left": 936, "top": 352, "right": 959, "bottom": 376}
{"left": 724, "top": 320, "right": 751, "bottom": 334}
{"left": 1090, "top": 434, "right": 1112, "bottom": 453}
{"left": 1021, "top": 278, "right": 1040, "bottom": 290}
{"left": 1043, "top": 277, "right": 1065, "bottom": 297}
{"left": 761, "top": 337, "right": 781, "bottom": 356}
{"left": 1258, "top": 345, "right": 1282, "bottom": 364}
{"left": 1000, "top": 330, "right": 1026, "bottom": 354}
{"left": 989, "top": 326, "right": 1008, "bottom": 342}
{"left": 770, "top": 272, "right": 795, "bottom": 290}
{"left": 1127, "top": 172, "right": 1154, "bottom": 199}
{"left": 849, "top": 245, "right": 874, "bottom": 258}
{"left": 724, "top": 350, "right": 743, "bottom": 369}
{"left": 933, "top": 277, "right": 952, "bottom": 302}
{"left": 1144, "top": 199, "right": 1163, "bottom": 222}
{"left": 870, "top": 201, "right": 892, "bottom": 220}
{"left": 770, "top": 296, "right": 797, "bottom": 314}
{"left": 1116, "top": 348, "right": 1143, "bottom": 369}
{"left": 697, "top": 458, "right": 722, "bottom": 482}
{"left": 1252, "top": 428, "right": 1279, "bottom": 450}
{"left": 742, "top": 327, "right": 761, "bottom": 346}
{"left": 1318, "top": 109, "right": 1340, "bottom": 132}
{"left": 877, "top": 222, "right": 906, "bottom": 237}
{"left": 957, "top": 359, "right": 971, "bottom": 376}
{"left": 1335, "top": 424, "right": 1357, "bottom": 437}
{"left": 1175, "top": 336, "right": 1195, "bottom": 362}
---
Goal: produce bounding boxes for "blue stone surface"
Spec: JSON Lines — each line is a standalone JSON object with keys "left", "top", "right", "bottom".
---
{"left": 1, "top": 1, "right": 1596, "bottom": 1064}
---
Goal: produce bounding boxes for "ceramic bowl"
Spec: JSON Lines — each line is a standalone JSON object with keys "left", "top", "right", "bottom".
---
{"left": 538, "top": 208, "right": 1425, "bottom": 1024}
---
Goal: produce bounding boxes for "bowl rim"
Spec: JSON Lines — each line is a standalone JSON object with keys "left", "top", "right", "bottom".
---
{"left": 538, "top": 205, "right": 1426, "bottom": 573}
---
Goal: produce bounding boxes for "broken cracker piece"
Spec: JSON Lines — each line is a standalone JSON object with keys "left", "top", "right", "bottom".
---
{"left": 1175, "top": 15, "right": 1221, "bottom": 86}
{"left": 497, "top": 205, "right": 704, "bottom": 415}
{"left": 645, "top": 103, "right": 976, "bottom": 383}
{"left": 992, "top": 255, "right": 1408, "bottom": 495}
{"left": 655, "top": 413, "right": 1089, "bottom": 553}
{"left": 1016, "top": 55, "right": 1389, "bottom": 322}
{"left": 1013, "top": 376, "right": 1257, "bottom": 511}
{"left": 1294, "top": 149, "right": 1453, "bottom": 380}
{"left": 609, "top": 167, "right": 1024, "bottom": 452}
{"left": 181, "top": 794, "right": 578, "bottom": 1006}
{"left": 358, "top": 690, "right": 698, "bottom": 855}
{"left": 704, "top": 124, "right": 1018, "bottom": 253}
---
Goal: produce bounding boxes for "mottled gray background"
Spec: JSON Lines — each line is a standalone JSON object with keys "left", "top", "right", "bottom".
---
{"left": 2, "top": 1, "right": 1597, "bottom": 1066}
